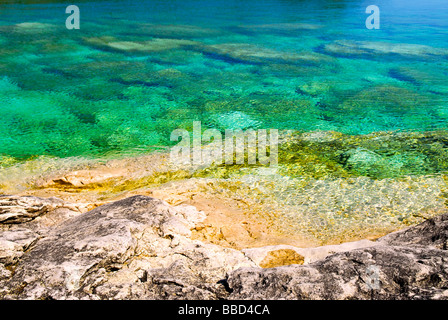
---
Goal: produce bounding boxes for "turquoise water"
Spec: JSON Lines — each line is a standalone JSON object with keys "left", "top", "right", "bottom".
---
{"left": 0, "top": 0, "right": 448, "bottom": 160}
{"left": 1, "top": 0, "right": 448, "bottom": 243}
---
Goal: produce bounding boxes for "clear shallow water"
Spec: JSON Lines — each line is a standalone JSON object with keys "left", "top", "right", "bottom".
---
{"left": 0, "top": 0, "right": 447, "bottom": 161}
{"left": 1, "top": 0, "right": 448, "bottom": 244}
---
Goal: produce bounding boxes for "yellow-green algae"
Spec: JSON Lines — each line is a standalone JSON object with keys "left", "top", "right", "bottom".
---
{"left": 3, "top": 130, "right": 447, "bottom": 245}
{"left": 1, "top": 4, "right": 448, "bottom": 246}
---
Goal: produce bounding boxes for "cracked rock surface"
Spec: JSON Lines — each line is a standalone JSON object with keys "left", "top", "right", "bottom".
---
{"left": 0, "top": 195, "right": 255, "bottom": 299}
{"left": 228, "top": 214, "right": 448, "bottom": 300}
{"left": 0, "top": 195, "right": 447, "bottom": 300}
{"left": 0, "top": 195, "right": 82, "bottom": 225}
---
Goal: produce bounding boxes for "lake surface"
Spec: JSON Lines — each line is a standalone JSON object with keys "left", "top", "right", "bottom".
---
{"left": 1, "top": 0, "right": 448, "bottom": 244}
{"left": 0, "top": 0, "right": 447, "bottom": 159}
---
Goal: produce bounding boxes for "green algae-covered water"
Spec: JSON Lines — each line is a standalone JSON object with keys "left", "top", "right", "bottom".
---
{"left": 1, "top": 0, "right": 448, "bottom": 244}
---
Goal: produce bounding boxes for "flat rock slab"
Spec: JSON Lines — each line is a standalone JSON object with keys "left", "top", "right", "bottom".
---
{"left": 0, "top": 196, "right": 255, "bottom": 299}
{"left": 0, "top": 195, "right": 447, "bottom": 300}
{"left": 0, "top": 195, "right": 80, "bottom": 224}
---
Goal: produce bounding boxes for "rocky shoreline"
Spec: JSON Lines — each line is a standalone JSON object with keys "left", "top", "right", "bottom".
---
{"left": 0, "top": 194, "right": 447, "bottom": 300}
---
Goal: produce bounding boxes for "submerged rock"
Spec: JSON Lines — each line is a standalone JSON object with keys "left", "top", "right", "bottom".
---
{"left": 388, "top": 66, "right": 448, "bottom": 94}
{"left": 199, "top": 43, "right": 331, "bottom": 65}
{"left": 339, "top": 146, "right": 429, "bottom": 178}
{"left": 340, "top": 85, "right": 430, "bottom": 111}
{"left": 211, "top": 111, "right": 261, "bottom": 130}
{"left": 83, "top": 36, "right": 198, "bottom": 53}
{"left": 0, "top": 22, "right": 57, "bottom": 35}
{"left": 321, "top": 40, "right": 448, "bottom": 60}
{"left": 340, "top": 147, "right": 383, "bottom": 171}
{"left": 41, "top": 168, "right": 129, "bottom": 188}
{"left": 295, "top": 81, "right": 332, "bottom": 97}
{"left": 130, "top": 24, "right": 224, "bottom": 39}
{"left": 14, "top": 22, "right": 56, "bottom": 31}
